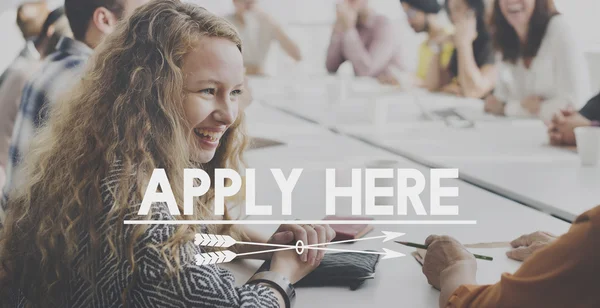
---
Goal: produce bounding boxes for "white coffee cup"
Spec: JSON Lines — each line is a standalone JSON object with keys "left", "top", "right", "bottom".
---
{"left": 574, "top": 127, "right": 600, "bottom": 166}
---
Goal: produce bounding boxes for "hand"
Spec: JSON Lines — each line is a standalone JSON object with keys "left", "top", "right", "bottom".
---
{"left": 268, "top": 224, "right": 336, "bottom": 266}
{"left": 336, "top": 2, "right": 358, "bottom": 30}
{"left": 547, "top": 109, "right": 591, "bottom": 146}
{"left": 520, "top": 96, "right": 543, "bottom": 114}
{"left": 271, "top": 248, "right": 319, "bottom": 284}
{"left": 484, "top": 95, "right": 505, "bottom": 116}
{"left": 507, "top": 231, "right": 557, "bottom": 261}
{"left": 422, "top": 235, "right": 476, "bottom": 290}
{"left": 377, "top": 71, "right": 400, "bottom": 86}
{"left": 440, "top": 83, "right": 462, "bottom": 96}
{"left": 453, "top": 11, "right": 477, "bottom": 47}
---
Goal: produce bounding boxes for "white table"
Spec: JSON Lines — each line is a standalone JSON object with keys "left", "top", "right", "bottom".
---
{"left": 222, "top": 103, "right": 572, "bottom": 308}
{"left": 337, "top": 120, "right": 600, "bottom": 221}
{"left": 248, "top": 76, "right": 600, "bottom": 222}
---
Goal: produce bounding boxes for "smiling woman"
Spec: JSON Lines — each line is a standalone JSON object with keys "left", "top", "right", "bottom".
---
{"left": 0, "top": 1, "right": 331, "bottom": 307}
{"left": 182, "top": 36, "right": 245, "bottom": 163}
{"left": 484, "top": 0, "right": 591, "bottom": 121}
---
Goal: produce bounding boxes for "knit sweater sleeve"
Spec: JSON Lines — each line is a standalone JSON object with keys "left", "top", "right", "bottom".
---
{"left": 128, "top": 206, "right": 280, "bottom": 308}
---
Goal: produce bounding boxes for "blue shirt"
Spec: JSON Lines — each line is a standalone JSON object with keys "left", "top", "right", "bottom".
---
{"left": 1, "top": 37, "right": 92, "bottom": 210}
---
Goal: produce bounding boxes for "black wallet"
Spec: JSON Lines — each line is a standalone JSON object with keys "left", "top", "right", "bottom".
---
{"left": 252, "top": 252, "right": 381, "bottom": 290}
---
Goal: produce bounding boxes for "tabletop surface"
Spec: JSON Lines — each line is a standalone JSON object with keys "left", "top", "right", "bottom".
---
{"left": 223, "top": 102, "right": 573, "bottom": 308}
{"left": 248, "top": 76, "right": 600, "bottom": 222}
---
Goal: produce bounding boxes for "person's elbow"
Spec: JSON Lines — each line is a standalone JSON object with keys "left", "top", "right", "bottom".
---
{"left": 325, "top": 59, "right": 340, "bottom": 73}
{"left": 461, "top": 78, "right": 496, "bottom": 98}
{"left": 291, "top": 48, "right": 302, "bottom": 62}
{"left": 353, "top": 63, "right": 378, "bottom": 78}
{"left": 462, "top": 86, "right": 490, "bottom": 99}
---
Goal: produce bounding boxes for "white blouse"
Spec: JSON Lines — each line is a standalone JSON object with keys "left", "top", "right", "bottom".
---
{"left": 495, "top": 15, "right": 591, "bottom": 121}
{"left": 225, "top": 13, "right": 276, "bottom": 70}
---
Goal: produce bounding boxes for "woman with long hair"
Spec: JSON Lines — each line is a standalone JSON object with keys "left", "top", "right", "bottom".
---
{"left": 484, "top": 0, "right": 591, "bottom": 121}
{"left": 0, "top": 1, "right": 332, "bottom": 307}
{"left": 424, "top": 0, "right": 497, "bottom": 98}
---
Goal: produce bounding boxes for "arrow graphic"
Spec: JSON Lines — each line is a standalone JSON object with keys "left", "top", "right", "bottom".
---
{"left": 195, "top": 250, "right": 237, "bottom": 265}
{"left": 193, "top": 231, "right": 406, "bottom": 265}
{"left": 194, "top": 247, "right": 404, "bottom": 266}
{"left": 194, "top": 231, "right": 405, "bottom": 249}
{"left": 194, "top": 234, "right": 237, "bottom": 248}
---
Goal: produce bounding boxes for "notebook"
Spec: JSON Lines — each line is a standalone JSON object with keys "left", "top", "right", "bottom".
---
{"left": 324, "top": 216, "right": 374, "bottom": 242}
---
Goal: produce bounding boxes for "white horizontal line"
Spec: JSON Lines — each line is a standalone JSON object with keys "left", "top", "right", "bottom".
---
{"left": 123, "top": 220, "right": 477, "bottom": 225}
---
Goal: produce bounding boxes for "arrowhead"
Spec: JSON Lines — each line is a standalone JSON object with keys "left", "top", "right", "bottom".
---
{"left": 222, "top": 235, "right": 237, "bottom": 248}
{"left": 223, "top": 250, "right": 237, "bottom": 262}
{"left": 381, "top": 248, "right": 405, "bottom": 260}
{"left": 381, "top": 231, "right": 405, "bottom": 242}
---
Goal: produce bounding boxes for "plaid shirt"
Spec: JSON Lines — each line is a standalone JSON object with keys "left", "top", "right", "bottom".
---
{"left": 1, "top": 37, "right": 92, "bottom": 212}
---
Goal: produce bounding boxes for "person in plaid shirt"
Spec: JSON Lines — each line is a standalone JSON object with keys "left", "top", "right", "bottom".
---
{"left": 1, "top": 0, "right": 150, "bottom": 218}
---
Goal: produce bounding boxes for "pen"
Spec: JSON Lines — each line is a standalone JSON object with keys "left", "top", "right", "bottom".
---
{"left": 395, "top": 241, "right": 494, "bottom": 261}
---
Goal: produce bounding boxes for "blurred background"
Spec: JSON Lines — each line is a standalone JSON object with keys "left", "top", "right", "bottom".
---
{"left": 1, "top": 0, "right": 599, "bottom": 91}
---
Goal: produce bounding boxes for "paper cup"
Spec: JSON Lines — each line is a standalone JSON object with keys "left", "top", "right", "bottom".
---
{"left": 575, "top": 127, "right": 600, "bottom": 166}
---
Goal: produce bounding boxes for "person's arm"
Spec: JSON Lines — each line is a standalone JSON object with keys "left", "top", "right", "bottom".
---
{"left": 516, "top": 18, "right": 590, "bottom": 122}
{"left": 498, "top": 64, "right": 534, "bottom": 118}
{"left": 135, "top": 211, "right": 283, "bottom": 308}
{"left": 578, "top": 91, "right": 600, "bottom": 122}
{"left": 269, "top": 20, "right": 302, "bottom": 62}
{"left": 422, "top": 46, "right": 445, "bottom": 91}
{"left": 444, "top": 206, "right": 600, "bottom": 308}
{"left": 455, "top": 41, "right": 496, "bottom": 98}
{"left": 341, "top": 17, "right": 397, "bottom": 77}
{"left": 325, "top": 25, "right": 346, "bottom": 73}
{"left": 0, "top": 68, "right": 31, "bottom": 169}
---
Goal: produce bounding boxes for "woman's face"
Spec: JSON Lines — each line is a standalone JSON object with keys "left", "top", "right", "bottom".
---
{"left": 447, "top": 0, "right": 470, "bottom": 24}
{"left": 499, "top": 0, "right": 536, "bottom": 32}
{"left": 182, "top": 37, "right": 245, "bottom": 163}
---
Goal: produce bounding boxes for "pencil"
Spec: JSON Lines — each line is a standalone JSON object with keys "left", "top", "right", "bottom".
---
{"left": 395, "top": 241, "right": 494, "bottom": 261}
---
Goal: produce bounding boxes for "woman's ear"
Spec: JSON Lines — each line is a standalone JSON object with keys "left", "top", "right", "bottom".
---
{"left": 91, "top": 7, "right": 120, "bottom": 36}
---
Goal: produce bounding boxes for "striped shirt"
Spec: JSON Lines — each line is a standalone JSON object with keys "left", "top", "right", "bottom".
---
{"left": 1, "top": 37, "right": 92, "bottom": 211}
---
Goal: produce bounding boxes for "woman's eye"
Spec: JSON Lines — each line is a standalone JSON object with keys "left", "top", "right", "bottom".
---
{"left": 231, "top": 89, "right": 243, "bottom": 96}
{"left": 199, "top": 88, "right": 215, "bottom": 95}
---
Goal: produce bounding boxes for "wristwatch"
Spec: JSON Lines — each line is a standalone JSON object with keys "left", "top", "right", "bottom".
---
{"left": 248, "top": 271, "right": 296, "bottom": 308}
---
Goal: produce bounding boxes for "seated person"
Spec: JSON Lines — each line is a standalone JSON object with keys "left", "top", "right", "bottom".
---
{"left": 401, "top": 0, "right": 455, "bottom": 88}
{"left": 0, "top": 8, "right": 71, "bottom": 195}
{"left": 0, "top": 2, "right": 334, "bottom": 306}
{"left": 1, "top": 0, "right": 149, "bottom": 212}
{"left": 484, "top": 0, "right": 591, "bottom": 121}
{"left": 325, "top": 0, "right": 408, "bottom": 81}
{"left": 422, "top": 205, "right": 599, "bottom": 307}
{"left": 425, "top": 0, "right": 496, "bottom": 98}
{"left": 548, "top": 91, "right": 600, "bottom": 146}
{"left": 225, "top": 0, "right": 302, "bottom": 75}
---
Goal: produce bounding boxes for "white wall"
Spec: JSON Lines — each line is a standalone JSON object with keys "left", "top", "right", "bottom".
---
{"left": 1, "top": 0, "right": 599, "bottom": 80}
